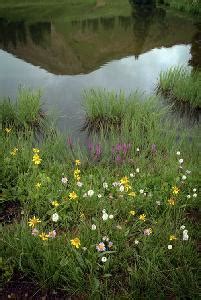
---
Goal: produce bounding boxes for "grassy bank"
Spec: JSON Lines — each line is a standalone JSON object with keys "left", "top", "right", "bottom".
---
{"left": 1, "top": 89, "right": 200, "bottom": 298}
{"left": 0, "top": 0, "right": 131, "bottom": 22}
{"left": 157, "top": 67, "right": 201, "bottom": 109}
{"left": 159, "top": 0, "right": 201, "bottom": 15}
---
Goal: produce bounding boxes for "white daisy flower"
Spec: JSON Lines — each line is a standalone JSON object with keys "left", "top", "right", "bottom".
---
{"left": 101, "top": 256, "right": 107, "bottom": 263}
{"left": 91, "top": 224, "right": 96, "bottom": 230}
{"left": 183, "top": 230, "right": 189, "bottom": 241}
{"left": 136, "top": 148, "right": 140, "bottom": 152}
{"left": 97, "top": 194, "right": 102, "bottom": 198}
{"left": 140, "top": 189, "right": 144, "bottom": 194}
{"left": 176, "top": 151, "right": 181, "bottom": 156}
{"left": 109, "top": 214, "right": 114, "bottom": 219}
{"left": 193, "top": 193, "right": 197, "bottom": 198}
{"left": 102, "top": 212, "right": 109, "bottom": 221}
{"left": 119, "top": 185, "right": 124, "bottom": 192}
{"left": 168, "top": 245, "right": 172, "bottom": 250}
{"left": 180, "top": 225, "right": 185, "bottom": 230}
{"left": 179, "top": 158, "right": 184, "bottom": 164}
{"left": 193, "top": 188, "right": 197, "bottom": 192}
{"left": 87, "top": 190, "right": 94, "bottom": 197}
{"left": 156, "top": 201, "right": 161, "bottom": 205}
{"left": 77, "top": 181, "right": 83, "bottom": 187}
{"left": 61, "top": 177, "right": 68, "bottom": 184}
{"left": 186, "top": 170, "right": 191, "bottom": 174}
{"left": 130, "top": 173, "right": 135, "bottom": 178}
{"left": 187, "top": 195, "right": 191, "bottom": 199}
{"left": 134, "top": 239, "right": 139, "bottom": 245}
{"left": 103, "top": 182, "right": 108, "bottom": 189}
{"left": 182, "top": 175, "right": 187, "bottom": 180}
{"left": 136, "top": 168, "right": 140, "bottom": 173}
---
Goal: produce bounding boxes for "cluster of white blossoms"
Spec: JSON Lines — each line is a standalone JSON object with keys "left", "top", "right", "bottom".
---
{"left": 180, "top": 225, "right": 189, "bottom": 241}
{"left": 103, "top": 182, "right": 108, "bottom": 189}
{"left": 187, "top": 188, "right": 198, "bottom": 199}
{"left": 102, "top": 209, "right": 114, "bottom": 221}
{"left": 52, "top": 213, "right": 59, "bottom": 222}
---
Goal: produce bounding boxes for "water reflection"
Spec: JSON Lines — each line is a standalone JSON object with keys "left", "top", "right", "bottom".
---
{"left": 0, "top": 5, "right": 200, "bottom": 133}
{"left": 0, "top": 7, "right": 199, "bottom": 75}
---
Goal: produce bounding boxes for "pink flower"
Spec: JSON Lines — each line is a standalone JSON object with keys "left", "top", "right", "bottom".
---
{"left": 48, "top": 230, "right": 56, "bottom": 238}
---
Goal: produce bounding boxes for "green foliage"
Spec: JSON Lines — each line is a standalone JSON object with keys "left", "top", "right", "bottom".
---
{"left": 157, "top": 66, "right": 201, "bottom": 109}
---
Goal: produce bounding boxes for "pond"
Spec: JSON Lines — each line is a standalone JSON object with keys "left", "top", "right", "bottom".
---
{"left": 0, "top": 2, "right": 200, "bottom": 135}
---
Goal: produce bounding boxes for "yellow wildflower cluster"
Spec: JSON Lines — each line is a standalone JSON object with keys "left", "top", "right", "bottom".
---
{"left": 5, "top": 127, "right": 12, "bottom": 133}
{"left": 172, "top": 186, "right": 180, "bottom": 195}
{"left": 69, "top": 191, "right": 78, "bottom": 200}
{"left": 168, "top": 198, "right": 175, "bottom": 206}
{"left": 139, "top": 214, "right": 146, "bottom": 222}
{"left": 39, "top": 232, "right": 49, "bottom": 241}
{"left": 28, "top": 216, "right": 41, "bottom": 227}
{"left": 74, "top": 168, "right": 81, "bottom": 181}
{"left": 70, "top": 237, "right": 81, "bottom": 248}
{"left": 120, "top": 176, "right": 132, "bottom": 192}
{"left": 10, "top": 148, "right": 18, "bottom": 156}
{"left": 32, "top": 148, "right": 42, "bottom": 165}
{"left": 35, "top": 182, "right": 41, "bottom": 189}
{"left": 52, "top": 200, "right": 59, "bottom": 207}
{"left": 169, "top": 235, "right": 177, "bottom": 241}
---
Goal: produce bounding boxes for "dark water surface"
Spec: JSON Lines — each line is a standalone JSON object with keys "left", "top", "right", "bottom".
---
{"left": 0, "top": 4, "right": 200, "bottom": 134}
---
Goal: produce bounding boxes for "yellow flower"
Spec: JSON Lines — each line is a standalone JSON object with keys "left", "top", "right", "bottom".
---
{"left": 128, "top": 191, "right": 136, "bottom": 197}
{"left": 168, "top": 198, "right": 175, "bottom": 206}
{"left": 28, "top": 216, "right": 41, "bottom": 227}
{"left": 129, "top": 210, "right": 136, "bottom": 216}
{"left": 39, "top": 232, "right": 49, "bottom": 241}
{"left": 70, "top": 237, "right": 81, "bottom": 249}
{"left": 169, "top": 235, "right": 177, "bottom": 241}
{"left": 125, "top": 185, "right": 132, "bottom": 192}
{"left": 139, "top": 214, "right": 146, "bottom": 222}
{"left": 80, "top": 213, "right": 85, "bottom": 220}
{"left": 33, "top": 148, "right": 40, "bottom": 153}
{"left": 75, "top": 159, "right": 81, "bottom": 166}
{"left": 51, "top": 200, "right": 59, "bottom": 207}
{"left": 10, "top": 148, "right": 18, "bottom": 156}
{"left": 172, "top": 186, "right": 180, "bottom": 195}
{"left": 35, "top": 182, "right": 41, "bottom": 189}
{"left": 32, "top": 154, "right": 42, "bottom": 165}
{"left": 69, "top": 191, "right": 78, "bottom": 200}
{"left": 74, "top": 169, "right": 81, "bottom": 181}
{"left": 5, "top": 128, "right": 12, "bottom": 133}
{"left": 120, "top": 176, "right": 129, "bottom": 186}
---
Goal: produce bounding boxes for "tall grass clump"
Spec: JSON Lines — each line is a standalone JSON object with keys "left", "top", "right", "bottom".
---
{"left": 83, "top": 89, "right": 167, "bottom": 131}
{"left": 160, "top": 0, "right": 201, "bottom": 15}
{"left": 1, "top": 88, "right": 46, "bottom": 132}
{"left": 157, "top": 67, "right": 201, "bottom": 109}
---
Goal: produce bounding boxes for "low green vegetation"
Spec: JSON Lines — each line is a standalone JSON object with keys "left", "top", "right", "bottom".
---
{"left": 157, "top": 67, "right": 201, "bottom": 109}
{"left": 1, "top": 88, "right": 200, "bottom": 298}
{"left": 159, "top": 0, "right": 201, "bottom": 15}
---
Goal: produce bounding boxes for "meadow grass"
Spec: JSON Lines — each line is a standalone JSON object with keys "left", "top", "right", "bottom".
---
{"left": 1, "top": 89, "right": 200, "bottom": 298}
{"left": 157, "top": 67, "right": 201, "bottom": 109}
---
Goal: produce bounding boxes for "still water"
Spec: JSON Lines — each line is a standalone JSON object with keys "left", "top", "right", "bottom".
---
{"left": 0, "top": 3, "right": 200, "bottom": 133}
